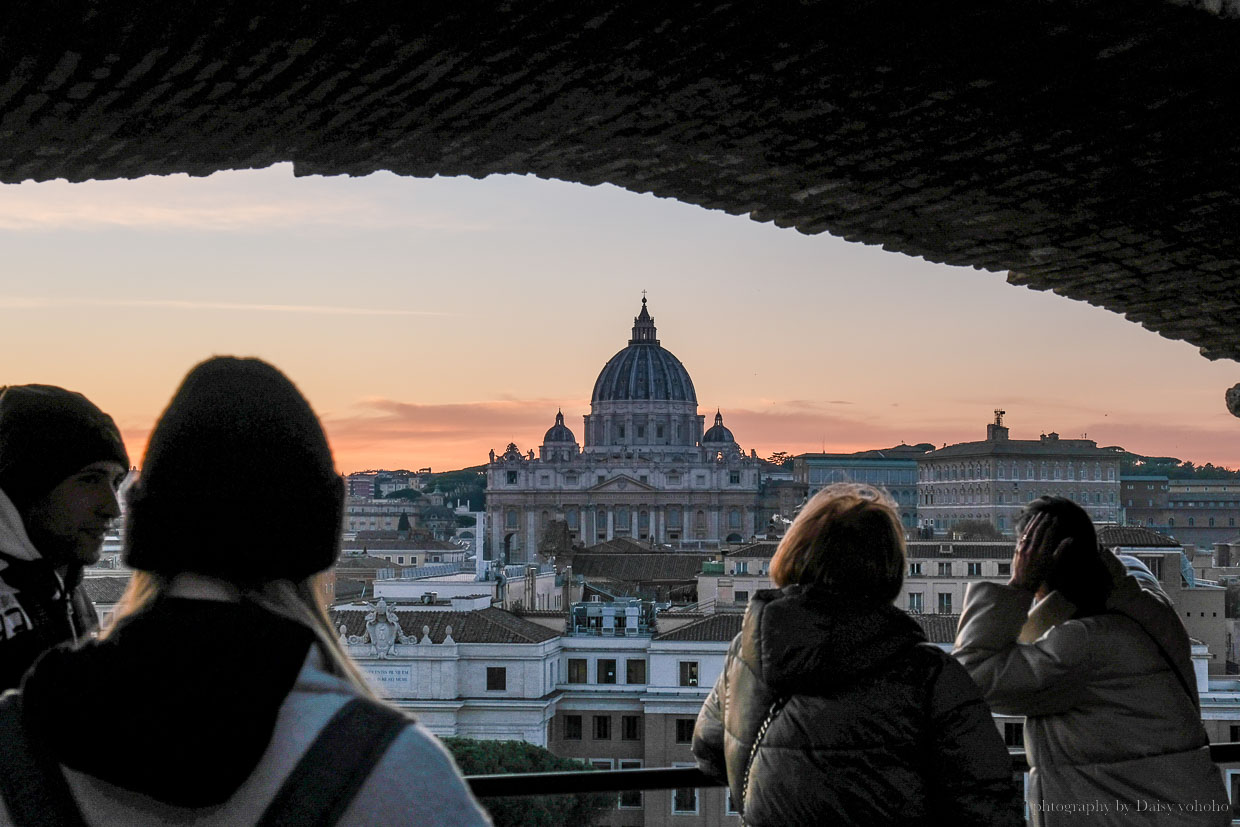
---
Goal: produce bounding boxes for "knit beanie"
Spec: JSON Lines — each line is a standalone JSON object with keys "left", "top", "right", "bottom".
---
{"left": 0, "top": 385, "right": 130, "bottom": 516}
{"left": 123, "top": 357, "right": 344, "bottom": 583}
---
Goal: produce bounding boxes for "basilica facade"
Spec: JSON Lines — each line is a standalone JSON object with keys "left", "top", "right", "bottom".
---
{"left": 486, "top": 299, "right": 763, "bottom": 564}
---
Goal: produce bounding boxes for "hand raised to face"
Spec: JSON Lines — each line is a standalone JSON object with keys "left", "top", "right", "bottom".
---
{"left": 1009, "top": 512, "right": 1072, "bottom": 594}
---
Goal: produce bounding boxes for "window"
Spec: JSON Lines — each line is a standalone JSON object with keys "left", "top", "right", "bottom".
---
{"left": 1004, "top": 722, "right": 1024, "bottom": 748}
{"left": 621, "top": 715, "right": 642, "bottom": 741}
{"left": 908, "top": 593, "right": 924, "bottom": 613}
{"left": 617, "top": 425, "right": 625, "bottom": 439}
{"left": 735, "top": 590, "right": 749, "bottom": 604}
{"left": 564, "top": 715, "right": 582, "bottom": 740}
{"left": 729, "top": 471, "right": 740, "bottom": 484}
{"left": 678, "top": 661, "right": 699, "bottom": 687}
{"left": 486, "top": 667, "right": 506, "bottom": 691}
{"left": 668, "top": 472, "right": 681, "bottom": 485}
{"left": 637, "top": 426, "right": 645, "bottom": 439}
{"left": 597, "top": 474, "right": 606, "bottom": 486}
{"left": 1138, "top": 557, "right": 1163, "bottom": 579}
{"left": 908, "top": 562, "right": 922, "bottom": 576}
{"left": 568, "top": 658, "right": 588, "bottom": 683}
{"left": 997, "top": 562, "right": 1011, "bottom": 576}
{"left": 938, "top": 562, "right": 951, "bottom": 576}
{"left": 656, "top": 424, "right": 665, "bottom": 439}
{"left": 938, "top": 593, "right": 953, "bottom": 614}
{"left": 618, "top": 759, "right": 643, "bottom": 808}
{"left": 594, "top": 715, "right": 612, "bottom": 740}
{"left": 671, "top": 763, "right": 699, "bottom": 814}
{"left": 967, "top": 562, "right": 982, "bottom": 577}
{"left": 626, "top": 658, "right": 647, "bottom": 684}
{"left": 1231, "top": 725, "right": 1240, "bottom": 742}
{"left": 598, "top": 659, "right": 617, "bottom": 684}
{"left": 506, "top": 470, "right": 517, "bottom": 485}
{"left": 675, "top": 718, "right": 696, "bottom": 744}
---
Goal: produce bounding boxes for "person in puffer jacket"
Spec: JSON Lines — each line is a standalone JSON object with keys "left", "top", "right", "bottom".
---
{"left": 693, "top": 483, "right": 1022, "bottom": 826}
{"left": 953, "top": 496, "right": 1229, "bottom": 826}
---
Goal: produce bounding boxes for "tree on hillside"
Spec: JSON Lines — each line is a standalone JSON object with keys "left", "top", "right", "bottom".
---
{"left": 764, "top": 451, "right": 793, "bottom": 467}
{"left": 386, "top": 488, "right": 423, "bottom": 502}
{"left": 952, "top": 519, "right": 1003, "bottom": 541}
{"left": 1121, "top": 452, "right": 1240, "bottom": 480}
{"left": 430, "top": 466, "right": 488, "bottom": 510}
{"left": 441, "top": 738, "right": 613, "bottom": 827}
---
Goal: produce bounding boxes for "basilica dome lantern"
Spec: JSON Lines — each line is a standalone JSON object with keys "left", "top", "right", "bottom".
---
{"left": 584, "top": 297, "right": 704, "bottom": 452}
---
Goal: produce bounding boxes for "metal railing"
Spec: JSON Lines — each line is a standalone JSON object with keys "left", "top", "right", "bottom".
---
{"left": 465, "top": 743, "right": 1240, "bottom": 798}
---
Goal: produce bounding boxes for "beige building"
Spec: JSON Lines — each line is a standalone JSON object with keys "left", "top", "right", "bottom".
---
{"left": 917, "top": 413, "right": 1122, "bottom": 536}
{"left": 486, "top": 300, "right": 763, "bottom": 565}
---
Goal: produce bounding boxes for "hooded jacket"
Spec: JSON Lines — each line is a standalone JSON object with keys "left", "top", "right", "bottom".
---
{"left": 692, "top": 585, "right": 1022, "bottom": 826}
{"left": 0, "top": 489, "right": 97, "bottom": 692}
{"left": 953, "top": 551, "right": 1229, "bottom": 826}
{"left": 0, "top": 596, "right": 490, "bottom": 826}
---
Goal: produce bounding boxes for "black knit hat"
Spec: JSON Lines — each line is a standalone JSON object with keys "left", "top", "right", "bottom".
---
{"left": 0, "top": 385, "right": 130, "bottom": 516}
{"left": 124, "top": 357, "right": 344, "bottom": 583}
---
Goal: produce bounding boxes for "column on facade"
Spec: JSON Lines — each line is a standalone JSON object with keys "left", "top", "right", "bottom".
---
{"left": 490, "top": 511, "right": 502, "bottom": 561}
{"left": 606, "top": 507, "right": 614, "bottom": 541}
{"left": 655, "top": 506, "right": 664, "bottom": 544}
{"left": 525, "top": 510, "right": 537, "bottom": 563}
{"left": 742, "top": 506, "right": 753, "bottom": 539}
{"left": 709, "top": 507, "right": 720, "bottom": 541}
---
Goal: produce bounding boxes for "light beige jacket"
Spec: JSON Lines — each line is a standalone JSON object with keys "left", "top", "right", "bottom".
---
{"left": 953, "top": 553, "right": 1229, "bottom": 826}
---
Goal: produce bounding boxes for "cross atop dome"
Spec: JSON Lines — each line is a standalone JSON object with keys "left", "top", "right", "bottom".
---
{"left": 630, "top": 294, "right": 659, "bottom": 345}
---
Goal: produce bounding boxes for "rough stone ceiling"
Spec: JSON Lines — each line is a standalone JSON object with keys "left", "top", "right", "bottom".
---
{"left": 2, "top": 1, "right": 1239, "bottom": 385}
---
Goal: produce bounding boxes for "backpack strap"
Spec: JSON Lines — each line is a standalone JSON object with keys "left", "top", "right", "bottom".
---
{"left": 0, "top": 692, "right": 89, "bottom": 827}
{"left": 256, "top": 697, "right": 410, "bottom": 827}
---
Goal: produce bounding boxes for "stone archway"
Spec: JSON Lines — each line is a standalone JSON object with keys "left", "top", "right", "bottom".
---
{"left": 0, "top": 3, "right": 1237, "bottom": 396}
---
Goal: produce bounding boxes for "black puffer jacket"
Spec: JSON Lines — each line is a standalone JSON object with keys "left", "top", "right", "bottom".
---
{"left": 692, "top": 585, "right": 1022, "bottom": 826}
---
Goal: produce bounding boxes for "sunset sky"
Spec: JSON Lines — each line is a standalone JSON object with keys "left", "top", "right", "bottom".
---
{"left": 3, "top": 164, "right": 1237, "bottom": 473}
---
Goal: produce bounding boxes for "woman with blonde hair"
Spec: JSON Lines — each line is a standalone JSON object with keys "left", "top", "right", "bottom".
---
{"left": 0, "top": 357, "right": 489, "bottom": 826}
{"left": 693, "top": 484, "right": 1021, "bottom": 826}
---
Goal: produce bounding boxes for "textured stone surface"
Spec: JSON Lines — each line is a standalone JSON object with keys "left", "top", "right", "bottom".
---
{"left": 1, "top": 2, "right": 1239, "bottom": 363}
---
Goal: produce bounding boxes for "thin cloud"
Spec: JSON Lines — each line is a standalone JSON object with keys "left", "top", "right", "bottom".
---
{"left": 0, "top": 296, "right": 449, "bottom": 317}
{"left": 0, "top": 172, "right": 488, "bottom": 232}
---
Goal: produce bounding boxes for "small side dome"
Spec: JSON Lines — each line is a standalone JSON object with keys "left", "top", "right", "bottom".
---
{"left": 702, "top": 410, "right": 735, "bottom": 444}
{"left": 543, "top": 410, "right": 576, "bottom": 443}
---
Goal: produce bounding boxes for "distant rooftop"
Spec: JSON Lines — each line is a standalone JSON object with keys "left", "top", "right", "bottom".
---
{"left": 331, "top": 606, "right": 558, "bottom": 644}
{"left": 724, "top": 542, "right": 779, "bottom": 559}
{"left": 80, "top": 576, "right": 130, "bottom": 604}
{"left": 912, "top": 614, "right": 961, "bottom": 644}
{"left": 1097, "top": 525, "right": 1182, "bottom": 549}
{"left": 654, "top": 613, "right": 743, "bottom": 642}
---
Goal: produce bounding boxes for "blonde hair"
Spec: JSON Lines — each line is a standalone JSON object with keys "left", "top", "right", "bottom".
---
{"left": 769, "top": 483, "right": 906, "bottom": 602}
{"left": 106, "top": 571, "right": 374, "bottom": 696}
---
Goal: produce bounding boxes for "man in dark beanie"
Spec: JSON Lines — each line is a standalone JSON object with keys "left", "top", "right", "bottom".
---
{"left": 0, "top": 385, "right": 129, "bottom": 691}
